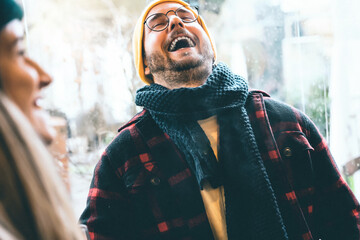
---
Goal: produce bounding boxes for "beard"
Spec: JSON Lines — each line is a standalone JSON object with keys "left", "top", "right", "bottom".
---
{"left": 145, "top": 43, "right": 214, "bottom": 88}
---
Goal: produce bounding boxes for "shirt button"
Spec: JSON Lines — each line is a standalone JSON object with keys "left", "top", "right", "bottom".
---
{"left": 283, "top": 147, "right": 292, "bottom": 157}
{"left": 150, "top": 177, "right": 161, "bottom": 186}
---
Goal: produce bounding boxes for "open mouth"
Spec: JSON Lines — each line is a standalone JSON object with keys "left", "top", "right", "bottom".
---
{"left": 168, "top": 36, "right": 196, "bottom": 52}
{"left": 34, "top": 97, "right": 44, "bottom": 109}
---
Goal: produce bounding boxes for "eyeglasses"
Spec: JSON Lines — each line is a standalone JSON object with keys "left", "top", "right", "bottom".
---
{"left": 144, "top": 6, "right": 199, "bottom": 32}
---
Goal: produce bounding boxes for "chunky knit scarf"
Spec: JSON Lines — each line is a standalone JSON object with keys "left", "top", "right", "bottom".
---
{"left": 135, "top": 62, "right": 288, "bottom": 239}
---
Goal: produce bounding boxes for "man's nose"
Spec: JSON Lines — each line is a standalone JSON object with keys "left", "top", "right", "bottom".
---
{"left": 168, "top": 15, "right": 184, "bottom": 31}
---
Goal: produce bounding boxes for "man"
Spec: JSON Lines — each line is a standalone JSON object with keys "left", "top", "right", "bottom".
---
{"left": 80, "top": 0, "right": 360, "bottom": 239}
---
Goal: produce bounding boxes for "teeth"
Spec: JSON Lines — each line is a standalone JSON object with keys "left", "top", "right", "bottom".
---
{"left": 35, "top": 98, "right": 45, "bottom": 108}
{"left": 169, "top": 36, "right": 195, "bottom": 51}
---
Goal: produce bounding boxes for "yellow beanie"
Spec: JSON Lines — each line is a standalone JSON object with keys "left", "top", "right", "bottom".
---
{"left": 132, "top": 0, "right": 217, "bottom": 84}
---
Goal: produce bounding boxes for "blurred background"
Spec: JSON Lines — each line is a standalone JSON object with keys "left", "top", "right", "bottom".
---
{"left": 20, "top": 0, "right": 360, "bottom": 217}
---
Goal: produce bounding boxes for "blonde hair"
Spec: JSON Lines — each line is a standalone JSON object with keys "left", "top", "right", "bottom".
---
{"left": 0, "top": 92, "right": 83, "bottom": 240}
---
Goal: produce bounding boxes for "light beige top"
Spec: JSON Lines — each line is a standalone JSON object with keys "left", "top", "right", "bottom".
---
{"left": 198, "top": 116, "right": 228, "bottom": 240}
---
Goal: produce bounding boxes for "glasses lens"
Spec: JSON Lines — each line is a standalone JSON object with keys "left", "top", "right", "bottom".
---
{"left": 146, "top": 14, "right": 168, "bottom": 31}
{"left": 177, "top": 6, "right": 198, "bottom": 23}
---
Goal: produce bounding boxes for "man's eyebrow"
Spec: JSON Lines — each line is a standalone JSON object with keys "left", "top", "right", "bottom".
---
{"left": 147, "top": 13, "right": 164, "bottom": 22}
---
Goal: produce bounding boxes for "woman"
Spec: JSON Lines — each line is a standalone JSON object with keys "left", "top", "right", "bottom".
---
{"left": 0, "top": 94, "right": 85, "bottom": 240}
{"left": 0, "top": 0, "right": 55, "bottom": 144}
{"left": 0, "top": 0, "right": 85, "bottom": 239}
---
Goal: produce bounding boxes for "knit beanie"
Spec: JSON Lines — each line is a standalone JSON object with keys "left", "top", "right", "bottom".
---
{"left": 133, "top": 0, "right": 217, "bottom": 84}
{"left": 0, "top": 0, "right": 24, "bottom": 31}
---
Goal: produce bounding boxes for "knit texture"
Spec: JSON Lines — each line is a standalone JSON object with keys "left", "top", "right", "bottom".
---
{"left": 135, "top": 62, "right": 289, "bottom": 239}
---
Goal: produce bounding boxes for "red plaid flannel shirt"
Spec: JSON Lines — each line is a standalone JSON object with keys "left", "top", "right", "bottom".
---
{"left": 80, "top": 91, "right": 360, "bottom": 240}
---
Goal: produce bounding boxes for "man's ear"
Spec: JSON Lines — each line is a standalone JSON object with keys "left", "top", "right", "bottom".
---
{"left": 144, "top": 58, "right": 151, "bottom": 76}
{"left": 145, "top": 66, "right": 151, "bottom": 76}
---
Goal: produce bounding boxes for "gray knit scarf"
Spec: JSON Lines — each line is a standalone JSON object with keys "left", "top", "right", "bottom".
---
{"left": 135, "top": 62, "right": 288, "bottom": 239}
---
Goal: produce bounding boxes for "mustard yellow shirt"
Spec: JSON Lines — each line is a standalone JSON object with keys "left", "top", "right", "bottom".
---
{"left": 198, "top": 116, "right": 228, "bottom": 240}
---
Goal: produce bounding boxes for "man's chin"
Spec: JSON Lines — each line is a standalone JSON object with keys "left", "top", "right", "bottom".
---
{"left": 170, "top": 58, "right": 203, "bottom": 72}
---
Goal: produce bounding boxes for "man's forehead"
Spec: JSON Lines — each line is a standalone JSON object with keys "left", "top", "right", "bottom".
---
{"left": 146, "top": 2, "right": 185, "bottom": 17}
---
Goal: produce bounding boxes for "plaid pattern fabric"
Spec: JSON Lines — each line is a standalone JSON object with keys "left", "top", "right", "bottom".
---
{"left": 247, "top": 91, "right": 360, "bottom": 240}
{"left": 80, "top": 91, "right": 360, "bottom": 240}
{"left": 80, "top": 110, "right": 213, "bottom": 240}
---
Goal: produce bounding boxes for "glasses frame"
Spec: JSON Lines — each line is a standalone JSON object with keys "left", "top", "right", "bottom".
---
{"left": 144, "top": 6, "right": 199, "bottom": 32}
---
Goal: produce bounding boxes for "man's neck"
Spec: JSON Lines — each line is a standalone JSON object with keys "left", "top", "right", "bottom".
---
{"left": 153, "top": 64, "right": 213, "bottom": 89}
{"left": 155, "top": 76, "right": 206, "bottom": 89}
